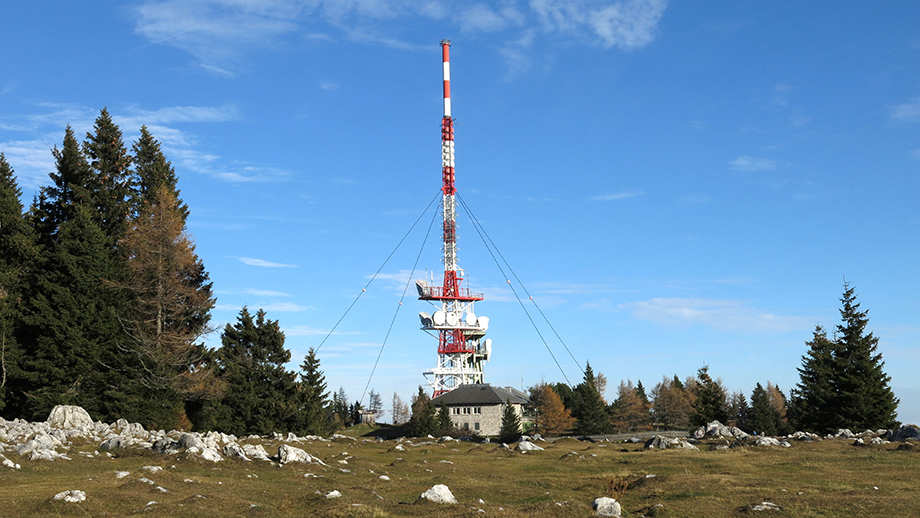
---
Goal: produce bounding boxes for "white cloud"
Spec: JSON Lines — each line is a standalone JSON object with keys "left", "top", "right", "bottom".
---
{"left": 891, "top": 97, "right": 920, "bottom": 121}
{"left": 246, "top": 289, "right": 291, "bottom": 297}
{"left": 623, "top": 297, "right": 812, "bottom": 332}
{"left": 131, "top": 0, "right": 668, "bottom": 75}
{"left": 592, "top": 190, "right": 644, "bottom": 201}
{"left": 239, "top": 257, "right": 298, "bottom": 268}
{"left": 260, "top": 302, "right": 313, "bottom": 312}
{"left": 729, "top": 155, "right": 777, "bottom": 172}
{"left": 531, "top": 0, "right": 667, "bottom": 50}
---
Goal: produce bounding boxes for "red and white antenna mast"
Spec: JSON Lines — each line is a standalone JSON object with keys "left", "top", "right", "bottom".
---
{"left": 416, "top": 40, "right": 492, "bottom": 396}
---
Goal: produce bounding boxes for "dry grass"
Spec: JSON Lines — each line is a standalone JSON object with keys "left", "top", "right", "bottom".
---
{"left": 1, "top": 433, "right": 919, "bottom": 517}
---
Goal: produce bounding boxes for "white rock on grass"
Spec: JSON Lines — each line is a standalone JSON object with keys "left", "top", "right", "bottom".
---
{"left": 46, "top": 406, "right": 93, "bottom": 430}
{"left": 325, "top": 490, "right": 342, "bottom": 499}
{"left": 242, "top": 444, "right": 271, "bottom": 461}
{"left": 592, "top": 497, "right": 621, "bottom": 517}
{"left": 517, "top": 441, "right": 545, "bottom": 452}
{"left": 222, "top": 443, "right": 251, "bottom": 461}
{"left": 53, "top": 490, "right": 87, "bottom": 503}
{"left": 420, "top": 484, "right": 457, "bottom": 504}
{"left": 750, "top": 501, "right": 782, "bottom": 511}
{"left": 278, "top": 444, "right": 328, "bottom": 466}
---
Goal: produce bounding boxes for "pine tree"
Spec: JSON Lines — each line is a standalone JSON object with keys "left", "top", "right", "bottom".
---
{"left": 499, "top": 399, "right": 522, "bottom": 443}
{"left": 407, "top": 386, "right": 436, "bottom": 437}
{"left": 192, "top": 308, "right": 300, "bottom": 435}
{"left": 689, "top": 365, "right": 729, "bottom": 427}
{"left": 790, "top": 284, "right": 898, "bottom": 432}
{"left": 297, "top": 348, "right": 333, "bottom": 436}
{"left": 727, "top": 391, "right": 750, "bottom": 431}
{"left": 132, "top": 126, "right": 187, "bottom": 218}
{"left": 30, "top": 126, "right": 93, "bottom": 244}
{"left": 571, "top": 363, "right": 613, "bottom": 435}
{"left": 332, "top": 387, "right": 350, "bottom": 426}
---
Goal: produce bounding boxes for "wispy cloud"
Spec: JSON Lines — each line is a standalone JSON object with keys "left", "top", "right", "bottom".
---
{"left": 623, "top": 297, "right": 812, "bottom": 332}
{"left": 132, "top": 0, "right": 668, "bottom": 75}
{"left": 260, "top": 302, "right": 313, "bottom": 312}
{"left": 592, "top": 190, "right": 644, "bottom": 201}
{"left": 729, "top": 155, "right": 778, "bottom": 172}
{"left": 891, "top": 97, "right": 920, "bottom": 121}
{"left": 239, "top": 257, "right": 297, "bottom": 268}
{"left": 246, "top": 289, "right": 291, "bottom": 297}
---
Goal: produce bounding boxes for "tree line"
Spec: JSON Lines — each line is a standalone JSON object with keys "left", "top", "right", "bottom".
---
{"left": 0, "top": 109, "right": 341, "bottom": 435}
{"left": 522, "top": 284, "right": 899, "bottom": 437}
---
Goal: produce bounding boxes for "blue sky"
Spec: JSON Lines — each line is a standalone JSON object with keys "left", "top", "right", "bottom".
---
{"left": 2, "top": 1, "right": 919, "bottom": 425}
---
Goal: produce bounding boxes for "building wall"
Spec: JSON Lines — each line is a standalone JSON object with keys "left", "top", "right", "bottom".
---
{"left": 448, "top": 403, "right": 524, "bottom": 437}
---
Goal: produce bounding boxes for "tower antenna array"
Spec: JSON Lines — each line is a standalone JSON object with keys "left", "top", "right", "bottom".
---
{"left": 416, "top": 40, "right": 492, "bottom": 396}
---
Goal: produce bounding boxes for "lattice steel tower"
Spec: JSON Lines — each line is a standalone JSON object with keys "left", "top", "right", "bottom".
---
{"left": 416, "top": 40, "right": 492, "bottom": 396}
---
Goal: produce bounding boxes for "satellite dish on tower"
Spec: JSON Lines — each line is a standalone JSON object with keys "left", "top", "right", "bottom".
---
{"left": 484, "top": 338, "right": 492, "bottom": 360}
{"left": 477, "top": 316, "right": 489, "bottom": 331}
{"left": 465, "top": 313, "right": 477, "bottom": 326}
{"left": 446, "top": 312, "right": 460, "bottom": 326}
{"left": 433, "top": 310, "right": 446, "bottom": 326}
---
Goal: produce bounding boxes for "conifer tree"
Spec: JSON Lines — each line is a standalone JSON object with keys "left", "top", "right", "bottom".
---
{"left": 368, "top": 389, "right": 384, "bottom": 421}
{"left": 132, "top": 126, "right": 188, "bottom": 219}
{"left": 651, "top": 375, "right": 693, "bottom": 430}
{"left": 83, "top": 108, "right": 133, "bottom": 242}
{"left": 790, "top": 284, "right": 898, "bottom": 432}
{"left": 298, "top": 348, "right": 333, "bottom": 435}
{"left": 118, "top": 186, "right": 216, "bottom": 402}
{"left": 610, "top": 380, "right": 651, "bottom": 432}
{"left": 748, "top": 383, "right": 779, "bottom": 435}
{"left": 531, "top": 383, "right": 575, "bottom": 436}
{"left": 571, "top": 363, "right": 613, "bottom": 435}
{"left": 391, "top": 392, "right": 409, "bottom": 424}
{"left": 688, "top": 365, "right": 728, "bottom": 427}
{"left": 30, "top": 127, "right": 93, "bottom": 244}
{"left": 193, "top": 308, "right": 299, "bottom": 435}
{"left": 407, "top": 386, "right": 436, "bottom": 437}
{"left": 0, "top": 154, "right": 36, "bottom": 413}
{"left": 436, "top": 404, "right": 453, "bottom": 435}
{"left": 499, "top": 399, "right": 522, "bottom": 443}
{"left": 727, "top": 390, "right": 750, "bottom": 431}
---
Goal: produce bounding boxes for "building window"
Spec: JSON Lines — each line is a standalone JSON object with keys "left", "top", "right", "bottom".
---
{"left": 474, "top": 407, "right": 481, "bottom": 414}
{"left": 452, "top": 407, "right": 460, "bottom": 415}
{"left": 462, "top": 407, "right": 471, "bottom": 414}
{"left": 474, "top": 422, "right": 480, "bottom": 431}
{"left": 462, "top": 423, "right": 469, "bottom": 430}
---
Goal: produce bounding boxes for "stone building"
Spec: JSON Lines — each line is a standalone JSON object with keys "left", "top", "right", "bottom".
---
{"left": 431, "top": 384, "right": 531, "bottom": 437}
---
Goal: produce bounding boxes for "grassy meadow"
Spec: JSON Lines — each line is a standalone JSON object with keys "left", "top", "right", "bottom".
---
{"left": 1, "top": 426, "right": 918, "bottom": 517}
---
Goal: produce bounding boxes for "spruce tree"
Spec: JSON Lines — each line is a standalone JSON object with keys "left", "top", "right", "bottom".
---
{"left": 790, "top": 285, "right": 899, "bottom": 433}
{"left": 132, "top": 126, "right": 188, "bottom": 219}
{"left": 436, "top": 404, "right": 453, "bottom": 435}
{"left": 0, "top": 154, "right": 36, "bottom": 413}
{"left": 193, "top": 308, "right": 300, "bottom": 435}
{"left": 571, "top": 363, "right": 613, "bottom": 435}
{"left": 83, "top": 108, "right": 134, "bottom": 242}
{"left": 748, "top": 383, "right": 778, "bottom": 435}
{"left": 407, "top": 386, "right": 436, "bottom": 437}
{"left": 689, "top": 365, "right": 729, "bottom": 427}
{"left": 297, "top": 348, "right": 333, "bottom": 435}
{"left": 499, "top": 399, "right": 522, "bottom": 443}
{"left": 31, "top": 127, "right": 93, "bottom": 244}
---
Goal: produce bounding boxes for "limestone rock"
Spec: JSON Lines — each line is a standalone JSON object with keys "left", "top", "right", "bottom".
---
{"left": 325, "top": 490, "right": 342, "bottom": 499}
{"left": 53, "top": 490, "right": 87, "bottom": 503}
{"left": 242, "top": 444, "right": 271, "bottom": 461}
{"left": 517, "top": 441, "right": 544, "bottom": 452}
{"left": 46, "top": 406, "right": 93, "bottom": 430}
{"left": 592, "top": 497, "right": 621, "bottom": 517}
{"left": 885, "top": 425, "right": 920, "bottom": 442}
{"left": 644, "top": 436, "right": 699, "bottom": 450}
{"left": 420, "top": 484, "right": 457, "bottom": 504}
{"left": 278, "top": 444, "right": 327, "bottom": 466}
{"left": 222, "top": 443, "right": 250, "bottom": 461}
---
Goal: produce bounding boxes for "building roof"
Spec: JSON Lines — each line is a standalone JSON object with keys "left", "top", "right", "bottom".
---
{"left": 431, "top": 384, "right": 530, "bottom": 406}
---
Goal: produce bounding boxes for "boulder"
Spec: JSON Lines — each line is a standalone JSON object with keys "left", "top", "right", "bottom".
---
{"left": 242, "top": 444, "right": 271, "bottom": 461}
{"left": 517, "top": 441, "right": 545, "bottom": 452}
{"left": 592, "top": 497, "right": 621, "bottom": 517}
{"left": 278, "top": 444, "right": 328, "bottom": 466}
{"left": 222, "top": 443, "right": 250, "bottom": 461}
{"left": 325, "top": 490, "right": 342, "bottom": 499}
{"left": 178, "top": 433, "right": 205, "bottom": 450}
{"left": 46, "top": 406, "right": 93, "bottom": 430}
{"left": 885, "top": 426, "right": 920, "bottom": 442}
{"left": 644, "top": 436, "right": 699, "bottom": 450}
{"left": 420, "top": 484, "right": 457, "bottom": 504}
{"left": 53, "top": 490, "right": 87, "bottom": 503}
